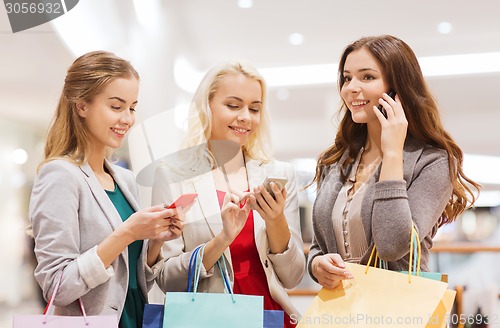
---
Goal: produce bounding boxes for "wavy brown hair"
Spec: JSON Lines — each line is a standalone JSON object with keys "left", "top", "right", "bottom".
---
{"left": 311, "top": 35, "right": 480, "bottom": 224}
{"left": 39, "top": 51, "right": 139, "bottom": 170}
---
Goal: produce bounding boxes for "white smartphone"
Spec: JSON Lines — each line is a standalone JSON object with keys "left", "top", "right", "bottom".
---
{"left": 263, "top": 177, "right": 288, "bottom": 199}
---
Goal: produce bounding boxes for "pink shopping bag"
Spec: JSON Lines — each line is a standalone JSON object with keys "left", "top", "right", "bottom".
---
{"left": 13, "top": 272, "right": 118, "bottom": 327}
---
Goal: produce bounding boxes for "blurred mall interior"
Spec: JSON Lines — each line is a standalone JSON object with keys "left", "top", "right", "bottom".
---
{"left": 1, "top": 1, "right": 500, "bottom": 327}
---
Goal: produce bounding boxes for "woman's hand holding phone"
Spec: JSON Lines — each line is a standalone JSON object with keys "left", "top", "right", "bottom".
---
{"left": 249, "top": 178, "right": 287, "bottom": 223}
{"left": 118, "top": 204, "right": 182, "bottom": 243}
{"left": 375, "top": 91, "right": 408, "bottom": 182}
{"left": 251, "top": 177, "right": 291, "bottom": 254}
{"left": 377, "top": 90, "right": 396, "bottom": 118}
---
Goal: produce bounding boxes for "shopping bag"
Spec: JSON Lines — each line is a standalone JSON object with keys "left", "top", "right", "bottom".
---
{"left": 264, "top": 310, "right": 284, "bottom": 328}
{"left": 372, "top": 223, "right": 456, "bottom": 328}
{"left": 142, "top": 303, "right": 164, "bottom": 328}
{"left": 147, "top": 305, "right": 281, "bottom": 328}
{"left": 298, "top": 224, "right": 451, "bottom": 328}
{"left": 297, "top": 263, "right": 449, "bottom": 328}
{"left": 399, "top": 224, "right": 455, "bottom": 328}
{"left": 427, "top": 289, "right": 456, "bottom": 328}
{"left": 13, "top": 272, "right": 118, "bottom": 327}
{"left": 13, "top": 313, "right": 119, "bottom": 328}
{"left": 163, "top": 244, "right": 264, "bottom": 328}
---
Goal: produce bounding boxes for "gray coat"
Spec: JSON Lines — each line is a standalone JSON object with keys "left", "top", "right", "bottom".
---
{"left": 307, "top": 138, "right": 453, "bottom": 282}
{"left": 30, "top": 159, "right": 161, "bottom": 317}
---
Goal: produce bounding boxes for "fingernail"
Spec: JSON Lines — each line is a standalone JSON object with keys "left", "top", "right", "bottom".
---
{"left": 338, "top": 262, "right": 346, "bottom": 268}
{"left": 344, "top": 272, "right": 353, "bottom": 279}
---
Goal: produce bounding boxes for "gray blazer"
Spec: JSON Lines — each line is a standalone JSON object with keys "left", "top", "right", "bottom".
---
{"left": 30, "top": 159, "right": 161, "bottom": 317}
{"left": 152, "top": 158, "right": 306, "bottom": 318}
{"left": 308, "top": 138, "right": 453, "bottom": 281}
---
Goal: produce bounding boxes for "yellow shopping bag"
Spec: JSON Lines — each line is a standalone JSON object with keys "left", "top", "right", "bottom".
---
{"left": 299, "top": 224, "right": 455, "bottom": 328}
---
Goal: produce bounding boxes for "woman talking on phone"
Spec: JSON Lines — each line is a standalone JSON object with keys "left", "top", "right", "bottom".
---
{"left": 29, "top": 51, "right": 183, "bottom": 327}
{"left": 307, "top": 35, "right": 480, "bottom": 289}
{"left": 152, "top": 60, "right": 305, "bottom": 327}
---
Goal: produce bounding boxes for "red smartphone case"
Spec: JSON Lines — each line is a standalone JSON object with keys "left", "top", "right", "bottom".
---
{"left": 168, "top": 193, "right": 198, "bottom": 209}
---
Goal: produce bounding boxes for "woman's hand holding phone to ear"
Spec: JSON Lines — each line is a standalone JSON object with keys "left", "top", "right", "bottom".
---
{"left": 374, "top": 92, "right": 408, "bottom": 182}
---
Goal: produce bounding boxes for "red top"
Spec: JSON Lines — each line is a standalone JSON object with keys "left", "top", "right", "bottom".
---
{"left": 216, "top": 190, "right": 296, "bottom": 328}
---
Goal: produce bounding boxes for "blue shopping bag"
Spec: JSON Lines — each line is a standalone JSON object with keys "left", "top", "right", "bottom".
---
{"left": 146, "top": 304, "right": 281, "bottom": 328}
{"left": 142, "top": 304, "right": 163, "bottom": 328}
{"left": 163, "top": 245, "right": 264, "bottom": 328}
{"left": 264, "top": 310, "right": 284, "bottom": 328}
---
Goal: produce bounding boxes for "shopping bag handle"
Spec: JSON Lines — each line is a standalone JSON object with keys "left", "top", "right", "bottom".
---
{"left": 217, "top": 254, "right": 235, "bottom": 301}
{"left": 187, "top": 245, "right": 203, "bottom": 292}
{"left": 365, "top": 222, "right": 421, "bottom": 283}
{"left": 192, "top": 244, "right": 205, "bottom": 296}
{"left": 43, "top": 271, "right": 89, "bottom": 325}
{"left": 188, "top": 244, "right": 236, "bottom": 303}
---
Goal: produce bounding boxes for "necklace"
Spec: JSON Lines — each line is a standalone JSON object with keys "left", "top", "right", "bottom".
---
{"left": 213, "top": 152, "right": 248, "bottom": 193}
{"left": 349, "top": 149, "right": 382, "bottom": 195}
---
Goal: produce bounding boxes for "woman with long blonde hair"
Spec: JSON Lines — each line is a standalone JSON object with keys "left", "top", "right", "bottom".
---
{"left": 153, "top": 60, "right": 305, "bottom": 327}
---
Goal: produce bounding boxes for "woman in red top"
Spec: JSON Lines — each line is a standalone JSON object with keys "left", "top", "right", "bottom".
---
{"left": 153, "top": 60, "right": 305, "bottom": 327}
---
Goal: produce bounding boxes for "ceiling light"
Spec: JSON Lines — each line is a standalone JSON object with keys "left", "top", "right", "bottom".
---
{"left": 174, "top": 52, "right": 500, "bottom": 91}
{"left": 288, "top": 33, "right": 304, "bottom": 46}
{"left": 419, "top": 52, "right": 500, "bottom": 76}
{"left": 12, "top": 148, "right": 28, "bottom": 165}
{"left": 437, "top": 21, "right": 453, "bottom": 34}
{"left": 237, "top": 0, "right": 253, "bottom": 9}
{"left": 260, "top": 63, "right": 337, "bottom": 87}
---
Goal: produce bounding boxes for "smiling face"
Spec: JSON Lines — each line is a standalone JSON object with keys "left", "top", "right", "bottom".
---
{"left": 77, "top": 76, "right": 139, "bottom": 152}
{"left": 209, "top": 73, "right": 262, "bottom": 147}
{"left": 340, "top": 47, "right": 390, "bottom": 124}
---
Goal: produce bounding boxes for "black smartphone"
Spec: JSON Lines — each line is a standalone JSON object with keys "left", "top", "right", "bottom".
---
{"left": 377, "top": 90, "right": 396, "bottom": 118}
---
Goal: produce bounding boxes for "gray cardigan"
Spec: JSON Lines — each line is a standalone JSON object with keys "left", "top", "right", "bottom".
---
{"left": 307, "top": 138, "right": 453, "bottom": 281}
{"left": 30, "top": 159, "right": 162, "bottom": 317}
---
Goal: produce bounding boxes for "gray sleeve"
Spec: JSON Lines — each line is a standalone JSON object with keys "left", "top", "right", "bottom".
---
{"left": 371, "top": 157, "right": 452, "bottom": 261}
{"left": 30, "top": 161, "right": 112, "bottom": 306}
{"left": 306, "top": 235, "right": 323, "bottom": 284}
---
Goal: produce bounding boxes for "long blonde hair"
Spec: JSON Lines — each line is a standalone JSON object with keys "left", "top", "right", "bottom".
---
{"left": 181, "top": 60, "right": 273, "bottom": 167}
{"left": 39, "top": 51, "right": 139, "bottom": 170}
